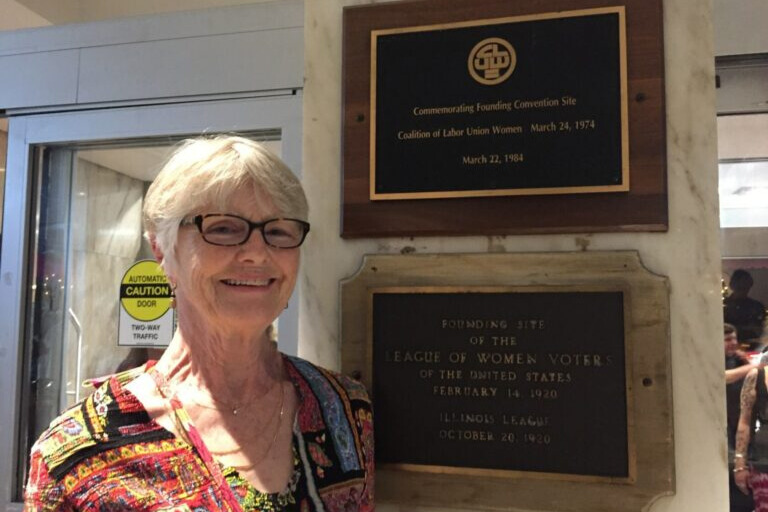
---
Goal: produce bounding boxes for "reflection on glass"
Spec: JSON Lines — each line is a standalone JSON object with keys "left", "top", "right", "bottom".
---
{"left": 719, "top": 109, "right": 768, "bottom": 511}
{"left": 1, "top": 124, "right": 6, "bottom": 247}
{"left": 22, "top": 146, "right": 164, "bottom": 459}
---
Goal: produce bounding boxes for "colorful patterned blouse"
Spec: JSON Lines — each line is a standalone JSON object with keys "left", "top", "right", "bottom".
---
{"left": 24, "top": 355, "right": 374, "bottom": 512}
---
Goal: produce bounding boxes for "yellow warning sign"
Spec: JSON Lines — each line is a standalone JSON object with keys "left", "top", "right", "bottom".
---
{"left": 120, "top": 260, "right": 172, "bottom": 321}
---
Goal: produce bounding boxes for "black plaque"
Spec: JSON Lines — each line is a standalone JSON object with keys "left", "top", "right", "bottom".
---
{"left": 372, "top": 288, "right": 628, "bottom": 478}
{"left": 371, "top": 7, "right": 628, "bottom": 199}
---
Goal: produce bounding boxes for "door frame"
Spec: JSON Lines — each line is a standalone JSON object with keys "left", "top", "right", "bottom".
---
{"left": 0, "top": 93, "right": 304, "bottom": 508}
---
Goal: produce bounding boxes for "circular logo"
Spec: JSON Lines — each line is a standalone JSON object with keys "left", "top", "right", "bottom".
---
{"left": 120, "top": 260, "right": 172, "bottom": 321}
{"left": 468, "top": 37, "right": 517, "bottom": 85}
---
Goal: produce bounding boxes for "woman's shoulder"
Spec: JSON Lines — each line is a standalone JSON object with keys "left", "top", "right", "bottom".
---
{"left": 29, "top": 364, "right": 168, "bottom": 480}
{"left": 283, "top": 354, "right": 371, "bottom": 405}
{"left": 281, "top": 354, "right": 374, "bottom": 509}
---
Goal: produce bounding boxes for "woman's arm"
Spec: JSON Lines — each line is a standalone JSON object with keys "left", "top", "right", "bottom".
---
{"left": 734, "top": 368, "right": 759, "bottom": 494}
{"left": 727, "top": 363, "right": 759, "bottom": 384}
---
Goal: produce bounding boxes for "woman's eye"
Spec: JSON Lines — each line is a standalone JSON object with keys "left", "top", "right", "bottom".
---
{"left": 266, "top": 227, "right": 290, "bottom": 237}
{"left": 206, "top": 221, "right": 242, "bottom": 235}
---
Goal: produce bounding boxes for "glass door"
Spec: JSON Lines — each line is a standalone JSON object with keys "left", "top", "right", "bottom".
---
{"left": 0, "top": 95, "right": 303, "bottom": 504}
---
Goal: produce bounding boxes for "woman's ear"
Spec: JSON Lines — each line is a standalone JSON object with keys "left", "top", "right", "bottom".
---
{"left": 149, "top": 234, "right": 164, "bottom": 264}
{"left": 149, "top": 234, "right": 176, "bottom": 284}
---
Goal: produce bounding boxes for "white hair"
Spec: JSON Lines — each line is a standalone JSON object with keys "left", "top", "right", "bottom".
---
{"left": 143, "top": 135, "right": 308, "bottom": 275}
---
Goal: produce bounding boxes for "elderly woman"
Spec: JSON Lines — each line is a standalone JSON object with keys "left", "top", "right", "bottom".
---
{"left": 24, "top": 136, "right": 374, "bottom": 511}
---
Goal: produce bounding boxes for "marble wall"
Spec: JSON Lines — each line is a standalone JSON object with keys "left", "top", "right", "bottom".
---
{"left": 64, "top": 158, "right": 147, "bottom": 405}
{"left": 301, "top": 0, "right": 723, "bottom": 510}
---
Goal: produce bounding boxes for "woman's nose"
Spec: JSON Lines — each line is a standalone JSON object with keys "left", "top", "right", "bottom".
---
{"left": 236, "top": 229, "right": 270, "bottom": 260}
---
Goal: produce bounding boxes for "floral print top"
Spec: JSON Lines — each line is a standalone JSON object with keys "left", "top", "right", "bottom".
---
{"left": 222, "top": 441, "right": 301, "bottom": 512}
{"left": 23, "top": 355, "right": 374, "bottom": 512}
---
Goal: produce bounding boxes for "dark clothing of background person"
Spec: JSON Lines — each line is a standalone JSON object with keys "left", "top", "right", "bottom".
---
{"left": 725, "top": 295, "right": 767, "bottom": 345}
{"left": 726, "top": 269, "right": 767, "bottom": 349}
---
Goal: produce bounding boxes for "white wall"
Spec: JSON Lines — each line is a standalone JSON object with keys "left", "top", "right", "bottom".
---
{"left": 722, "top": 228, "right": 768, "bottom": 258}
{"left": 9, "top": 0, "right": 272, "bottom": 25}
{"left": 718, "top": 114, "right": 768, "bottom": 160}
{"left": 302, "top": 0, "right": 723, "bottom": 511}
{"left": 714, "top": 0, "right": 768, "bottom": 56}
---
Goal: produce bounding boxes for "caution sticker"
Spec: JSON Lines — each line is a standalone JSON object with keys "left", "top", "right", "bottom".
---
{"left": 118, "top": 260, "right": 174, "bottom": 347}
{"left": 120, "top": 260, "right": 172, "bottom": 321}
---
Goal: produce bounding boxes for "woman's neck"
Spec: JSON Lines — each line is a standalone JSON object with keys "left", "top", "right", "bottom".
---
{"left": 154, "top": 320, "right": 283, "bottom": 407}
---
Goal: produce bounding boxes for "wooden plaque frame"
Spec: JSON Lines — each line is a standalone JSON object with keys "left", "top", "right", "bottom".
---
{"left": 342, "top": 0, "right": 666, "bottom": 237}
{"left": 341, "top": 252, "right": 673, "bottom": 511}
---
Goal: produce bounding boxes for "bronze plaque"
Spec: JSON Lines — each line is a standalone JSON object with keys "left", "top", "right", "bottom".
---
{"left": 342, "top": 0, "right": 667, "bottom": 237}
{"left": 371, "top": 8, "right": 629, "bottom": 200}
{"left": 371, "top": 287, "right": 630, "bottom": 479}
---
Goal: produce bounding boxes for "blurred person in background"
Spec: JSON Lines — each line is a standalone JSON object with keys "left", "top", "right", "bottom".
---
{"left": 725, "top": 269, "right": 767, "bottom": 351}
{"left": 726, "top": 323, "right": 763, "bottom": 511}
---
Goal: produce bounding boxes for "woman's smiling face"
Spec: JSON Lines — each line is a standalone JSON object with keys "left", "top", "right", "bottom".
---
{"left": 170, "top": 185, "right": 300, "bottom": 334}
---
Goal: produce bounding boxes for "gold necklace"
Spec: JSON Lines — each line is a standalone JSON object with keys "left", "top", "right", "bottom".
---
{"left": 179, "top": 379, "right": 279, "bottom": 416}
{"left": 208, "top": 383, "right": 286, "bottom": 470}
{"left": 149, "top": 367, "right": 287, "bottom": 471}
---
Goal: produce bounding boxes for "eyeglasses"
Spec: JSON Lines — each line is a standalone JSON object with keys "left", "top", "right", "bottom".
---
{"left": 182, "top": 213, "right": 310, "bottom": 248}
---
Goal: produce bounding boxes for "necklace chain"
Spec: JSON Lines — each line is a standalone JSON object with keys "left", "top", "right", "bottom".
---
{"left": 150, "top": 367, "right": 287, "bottom": 470}
{"left": 179, "top": 379, "right": 279, "bottom": 415}
{"left": 213, "top": 383, "right": 286, "bottom": 471}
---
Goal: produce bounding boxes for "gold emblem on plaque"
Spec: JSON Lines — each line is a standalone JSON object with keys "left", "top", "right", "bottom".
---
{"left": 468, "top": 37, "right": 517, "bottom": 85}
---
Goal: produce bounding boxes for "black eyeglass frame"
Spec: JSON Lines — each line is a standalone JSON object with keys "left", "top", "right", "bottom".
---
{"left": 182, "top": 213, "right": 310, "bottom": 248}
